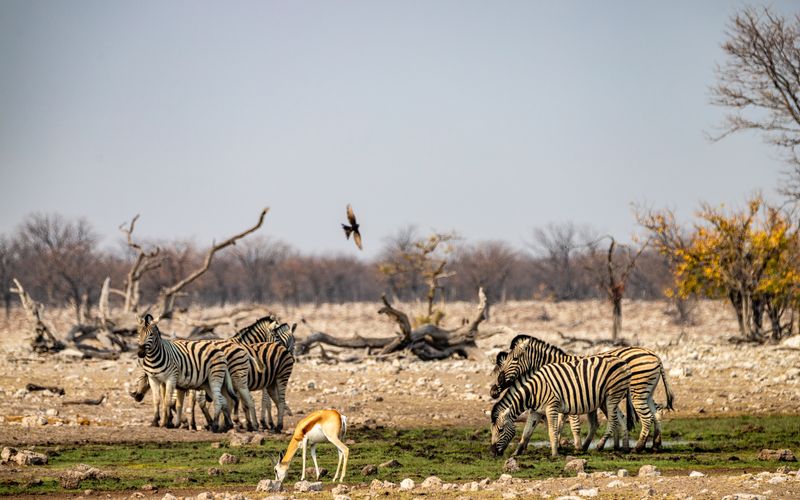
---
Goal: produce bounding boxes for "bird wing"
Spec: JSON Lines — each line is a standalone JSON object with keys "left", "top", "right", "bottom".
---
{"left": 346, "top": 204, "right": 357, "bottom": 225}
{"left": 342, "top": 224, "right": 353, "bottom": 239}
{"left": 353, "top": 230, "right": 363, "bottom": 250}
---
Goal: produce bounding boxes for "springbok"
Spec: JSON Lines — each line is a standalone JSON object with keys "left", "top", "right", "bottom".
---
{"left": 273, "top": 409, "right": 349, "bottom": 483}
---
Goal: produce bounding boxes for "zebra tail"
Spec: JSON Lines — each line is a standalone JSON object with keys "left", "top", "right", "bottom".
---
{"left": 626, "top": 390, "right": 637, "bottom": 431}
{"left": 659, "top": 364, "right": 675, "bottom": 411}
{"left": 224, "top": 369, "right": 239, "bottom": 406}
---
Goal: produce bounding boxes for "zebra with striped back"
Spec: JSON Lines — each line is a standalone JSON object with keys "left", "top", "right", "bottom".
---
{"left": 492, "top": 335, "right": 675, "bottom": 452}
{"left": 240, "top": 341, "right": 294, "bottom": 432}
{"left": 490, "top": 355, "right": 632, "bottom": 457}
{"left": 137, "top": 314, "right": 236, "bottom": 432}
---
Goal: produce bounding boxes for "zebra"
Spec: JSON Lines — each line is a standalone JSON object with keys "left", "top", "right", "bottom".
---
{"left": 131, "top": 369, "right": 211, "bottom": 430}
{"left": 136, "top": 314, "right": 236, "bottom": 432}
{"left": 231, "top": 315, "right": 296, "bottom": 353}
{"left": 239, "top": 341, "right": 294, "bottom": 432}
{"left": 491, "top": 335, "right": 675, "bottom": 453}
{"left": 490, "top": 355, "right": 632, "bottom": 457}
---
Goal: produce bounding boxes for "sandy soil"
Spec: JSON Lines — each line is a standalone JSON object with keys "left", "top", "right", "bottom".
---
{"left": 0, "top": 299, "right": 799, "bottom": 498}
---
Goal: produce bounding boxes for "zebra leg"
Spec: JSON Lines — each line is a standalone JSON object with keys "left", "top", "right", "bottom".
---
{"left": 189, "top": 390, "right": 197, "bottom": 430}
{"left": 198, "top": 389, "right": 214, "bottom": 430}
{"left": 237, "top": 386, "right": 258, "bottom": 432}
{"left": 567, "top": 415, "right": 582, "bottom": 451}
{"left": 273, "top": 378, "right": 289, "bottom": 432}
{"left": 260, "top": 390, "right": 271, "bottom": 431}
{"left": 512, "top": 411, "right": 541, "bottom": 456}
{"left": 175, "top": 389, "right": 186, "bottom": 429}
{"left": 581, "top": 411, "right": 598, "bottom": 452}
{"left": 634, "top": 395, "right": 656, "bottom": 453}
{"left": 545, "top": 407, "right": 561, "bottom": 458}
{"left": 162, "top": 380, "right": 176, "bottom": 428}
{"left": 147, "top": 377, "right": 161, "bottom": 427}
{"left": 597, "top": 397, "right": 621, "bottom": 451}
{"left": 653, "top": 405, "right": 664, "bottom": 450}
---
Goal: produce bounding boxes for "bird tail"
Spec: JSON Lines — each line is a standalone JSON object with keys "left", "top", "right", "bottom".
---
{"left": 342, "top": 225, "right": 353, "bottom": 239}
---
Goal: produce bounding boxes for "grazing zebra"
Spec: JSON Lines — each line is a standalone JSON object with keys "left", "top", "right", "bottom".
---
{"left": 131, "top": 369, "right": 212, "bottom": 430}
{"left": 232, "top": 315, "right": 296, "bottom": 353}
{"left": 491, "top": 335, "right": 675, "bottom": 453}
{"left": 490, "top": 355, "right": 632, "bottom": 457}
{"left": 136, "top": 314, "right": 236, "bottom": 432}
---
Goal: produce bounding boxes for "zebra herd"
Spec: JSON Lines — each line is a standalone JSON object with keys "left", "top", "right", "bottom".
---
{"left": 488, "top": 335, "right": 675, "bottom": 458}
{"left": 132, "top": 313, "right": 296, "bottom": 433}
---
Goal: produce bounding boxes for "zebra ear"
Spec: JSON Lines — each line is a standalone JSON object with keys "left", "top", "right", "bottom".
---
{"left": 509, "top": 334, "right": 531, "bottom": 350}
{"left": 143, "top": 314, "right": 153, "bottom": 326}
{"left": 495, "top": 351, "right": 508, "bottom": 366}
{"left": 291, "top": 323, "right": 297, "bottom": 333}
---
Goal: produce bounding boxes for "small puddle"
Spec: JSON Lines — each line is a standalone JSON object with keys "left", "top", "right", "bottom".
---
{"left": 525, "top": 439, "right": 693, "bottom": 450}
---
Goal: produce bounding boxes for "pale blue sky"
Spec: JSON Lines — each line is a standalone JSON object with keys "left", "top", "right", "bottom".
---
{"left": 0, "top": 1, "right": 796, "bottom": 257}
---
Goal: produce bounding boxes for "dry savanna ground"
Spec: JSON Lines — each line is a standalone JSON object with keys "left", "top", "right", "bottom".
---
{"left": 0, "top": 299, "right": 799, "bottom": 498}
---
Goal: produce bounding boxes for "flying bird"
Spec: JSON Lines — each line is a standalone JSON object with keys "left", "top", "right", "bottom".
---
{"left": 342, "top": 204, "right": 362, "bottom": 250}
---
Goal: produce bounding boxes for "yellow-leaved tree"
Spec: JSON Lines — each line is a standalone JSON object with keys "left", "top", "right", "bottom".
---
{"left": 641, "top": 196, "right": 799, "bottom": 342}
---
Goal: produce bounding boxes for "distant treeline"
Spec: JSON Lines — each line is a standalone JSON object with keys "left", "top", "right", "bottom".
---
{"left": 0, "top": 213, "right": 672, "bottom": 316}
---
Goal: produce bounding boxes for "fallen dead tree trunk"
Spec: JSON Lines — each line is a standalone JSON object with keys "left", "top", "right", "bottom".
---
{"left": 295, "top": 288, "right": 492, "bottom": 361}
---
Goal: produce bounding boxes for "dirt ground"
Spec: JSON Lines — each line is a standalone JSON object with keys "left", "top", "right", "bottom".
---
{"left": 1, "top": 299, "right": 799, "bottom": 498}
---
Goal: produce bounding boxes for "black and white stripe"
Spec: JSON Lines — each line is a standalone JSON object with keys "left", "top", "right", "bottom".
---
{"left": 232, "top": 315, "right": 296, "bottom": 353}
{"left": 490, "top": 355, "right": 632, "bottom": 457}
{"left": 137, "top": 314, "right": 235, "bottom": 432}
{"left": 491, "top": 335, "right": 675, "bottom": 452}
{"left": 239, "top": 341, "right": 294, "bottom": 432}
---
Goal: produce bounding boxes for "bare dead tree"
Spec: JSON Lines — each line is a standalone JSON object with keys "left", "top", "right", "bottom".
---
{"left": 589, "top": 236, "right": 648, "bottom": 343}
{"left": 529, "top": 222, "right": 599, "bottom": 300}
{"left": 0, "top": 236, "right": 13, "bottom": 319}
{"left": 114, "top": 215, "right": 164, "bottom": 313}
{"left": 10, "top": 278, "right": 63, "bottom": 353}
{"left": 295, "top": 287, "right": 491, "bottom": 361}
{"left": 710, "top": 7, "right": 800, "bottom": 197}
{"left": 156, "top": 208, "right": 269, "bottom": 318}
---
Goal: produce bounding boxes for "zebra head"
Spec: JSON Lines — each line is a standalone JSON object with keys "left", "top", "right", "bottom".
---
{"left": 495, "top": 336, "right": 532, "bottom": 390}
{"left": 489, "top": 401, "right": 516, "bottom": 457}
{"left": 137, "top": 313, "right": 160, "bottom": 358}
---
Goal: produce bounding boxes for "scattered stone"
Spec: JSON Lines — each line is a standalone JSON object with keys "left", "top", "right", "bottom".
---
{"left": 256, "top": 479, "right": 282, "bottom": 492}
{"left": 400, "top": 478, "right": 415, "bottom": 490}
{"left": 606, "top": 480, "right": 625, "bottom": 488}
{"left": 195, "top": 493, "right": 214, "bottom": 500}
{"left": 721, "top": 495, "right": 767, "bottom": 500}
{"left": 305, "top": 466, "right": 328, "bottom": 478}
{"left": 229, "top": 435, "right": 251, "bottom": 447}
{"left": 617, "top": 469, "right": 629, "bottom": 477}
{"left": 564, "top": 458, "right": 587, "bottom": 474}
{"left": 1, "top": 447, "right": 17, "bottom": 463}
{"left": 218, "top": 453, "right": 239, "bottom": 465}
{"left": 504, "top": 457, "right": 520, "bottom": 473}
{"left": 59, "top": 472, "right": 83, "bottom": 489}
{"left": 497, "top": 473, "right": 513, "bottom": 483}
{"left": 689, "top": 471, "right": 706, "bottom": 477}
{"left": 331, "top": 484, "right": 349, "bottom": 495}
{"left": 161, "top": 494, "right": 177, "bottom": 500}
{"left": 767, "top": 475, "right": 788, "bottom": 484}
{"left": 207, "top": 467, "right": 221, "bottom": 476}
{"left": 369, "top": 479, "right": 383, "bottom": 491}
{"left": 21, "top": 415, "right": 48, "bottom": 426}
{"left": 293, "top": 480, "right": 323, "bottom": 492}
{"left": 638, "top": 464, "right": 661, "bottom": 477}
{"left": 379, "top": 458, "right": 401, "bottom": 468}
{"left": 381, "top": 480, "right": 396, "bottom": 488}
{"left": 577, "top": 488, "right": 598, "bottom": 497}
{"left": 554, "top": 496, "right": 583, "bottom": 500}
{"left": 14, "top": 450, "right": 48, "bottom": 466}
{"left": 140, "top": 483, "right": 156, "bottom": 491}
{"left": 757, "top": 449, "right": 797, "bottom": 462}
{"left": 210, "top": 442, "right": 223, "bottom": 449}
{"left": 421, "top": 475, "right": 443, "bottom": 489}
{"left": 361, "top": 464, "right": 378, "bottom": 476}
{"left": 333, "top": 496, "right": 350, "bottom": 500}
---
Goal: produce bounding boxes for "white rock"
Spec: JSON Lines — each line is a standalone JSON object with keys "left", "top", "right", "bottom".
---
{"left": 421, "top": 476, "right": 442, "bottom": 488}
{"left": 399, "top": 478, "right": 415, "bottom": 490}
{"left": 721, "top": 495, "right": 767, "bottom": 500}
{"left": 161, "top": 495, "right": 178, "bottom": 500}
{"left": 256, "top": 479, "right": 282, "bottom": 492}
{"left": 689, "top": 471, "right": 706, "bottom": 477}
{"left": 638, "top": 464, "right": 661, "bottom": 477}
{"left": 577, "top": 488, "right": 598, "bottom": 497}
{"left": 617, "top": 469, "right": 629, "bottom": 477}
{"left": 606, "top": 480, "right": 625, "bottom": 488}
{"left": 293, "top": 480, "right": 322, "bottom": 492}
{"left": 767, "top": 475, "right": 788, "bottom": 484}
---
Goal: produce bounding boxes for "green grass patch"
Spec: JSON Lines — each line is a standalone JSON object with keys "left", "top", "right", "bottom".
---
{"left": 2, "top": 414, "right": 798, "bottom": 495}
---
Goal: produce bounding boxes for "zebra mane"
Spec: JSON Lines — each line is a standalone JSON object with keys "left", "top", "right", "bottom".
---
{"left": 234, "top": 314, "right": 278, "bottom": 338}
{"left": 510, "top": 334, "right": 567, "bottom": 357}
{"left": 490, "top": 398, "right": 505, "bottom": 423}
{"left": 509, "top": 334, "right": 533, "bottom": 350}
